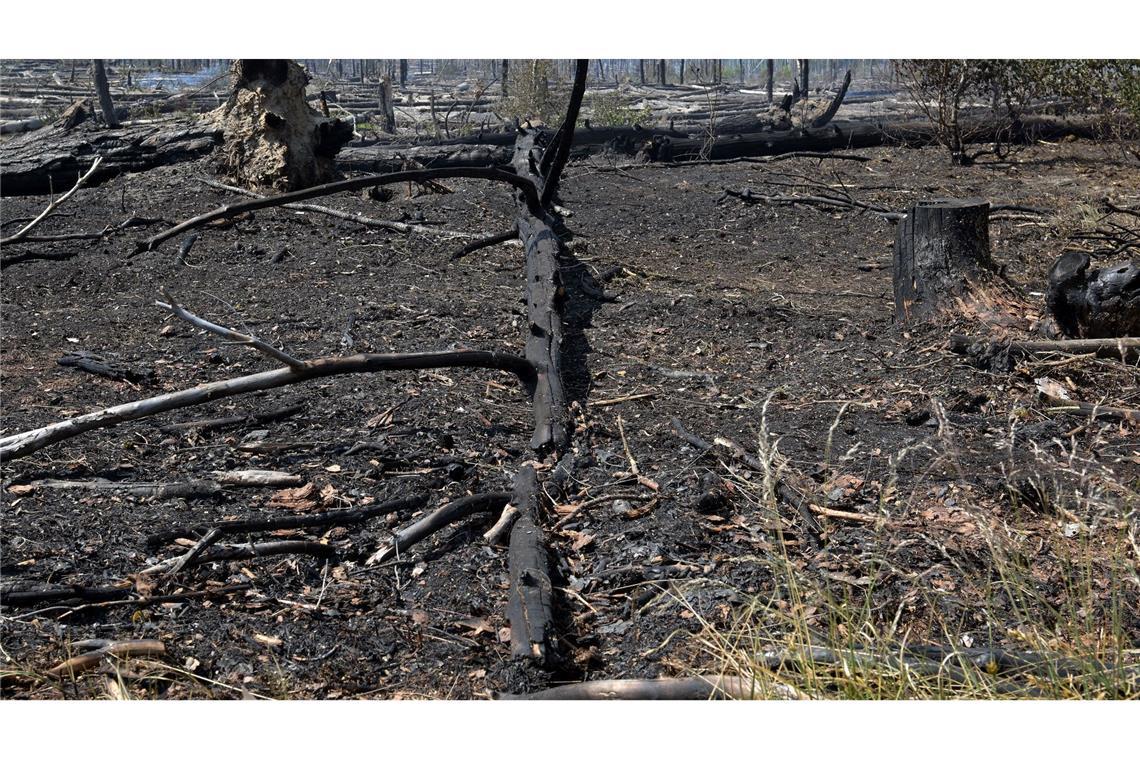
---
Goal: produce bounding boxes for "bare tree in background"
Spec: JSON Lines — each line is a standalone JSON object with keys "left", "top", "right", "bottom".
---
{"left": 92, "top": 60, "right": 119, "bottom": 128}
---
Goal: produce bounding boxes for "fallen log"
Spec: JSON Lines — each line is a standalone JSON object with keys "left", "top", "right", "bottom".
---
{"left": 0, "top": 117, "right": 221, "bottom": 197}
{"left": 507, "top": 465, "right": 555, "bottom": 664}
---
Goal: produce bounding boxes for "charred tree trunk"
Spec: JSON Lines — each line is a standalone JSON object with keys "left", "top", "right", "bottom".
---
{"left": 1047, "top": 252, "right": 1140, "bottom": 338}
{"left": 378, "top": 75, "right": 396, "bottom": 133}
{"left": 679, "top": 59, "right": 685, "bottom": 85}
{"left": 92, "top": 60, "right": 119, "bottom": 128}
{"left": 801, "top": 59, "right": 810, "bottom": 96}
{"left": 894, "top": 199, "right": 993, "bottom": 322}
{"left": 659, "top": 60, "right": 667, "bottom": 86}
{"left": 399, "top": 59, "right": 408, "bottom": 89}
{"left": 639, "top": 59, "right": 645, "bottom": 85}
{"left": 767, "top": 59, "right": 775, "bottom": 103}
{"left": 502, "top": 59, "right": 509, "bottom": 96}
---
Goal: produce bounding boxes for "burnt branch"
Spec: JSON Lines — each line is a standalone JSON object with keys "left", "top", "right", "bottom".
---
{"left": 140, "top": 167, "right": 543, "bottom": 252}
{"left": 157, "top": 288, "right": 307, "bottom": 370}
{"left": 365, "top": 492, "right": 512, "bottom": 565}
{"left": 1, "top": 156, "right": 103, "bottom": 246}
{"left": 0, "top": 351, "right": 536, "bottom": 462}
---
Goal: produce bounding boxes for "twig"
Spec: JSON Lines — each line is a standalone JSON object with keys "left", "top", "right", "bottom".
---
{"left": 1, "top": 156, "right": 104, "bottom": 246}
{"left": 143, "top": 527, "right": 223, "bottom": 576}
{"left": 156, "top": 288, "right": 307, "bottom": 370}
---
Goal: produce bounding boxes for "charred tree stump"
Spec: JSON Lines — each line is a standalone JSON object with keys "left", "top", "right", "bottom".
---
{"left": 213, "top": 59, "right": 353, "bottom": 192}
{"left": 1047, "top": 252, "right": 1140, "bottom": 338}
{"left": 894, "top": 199, "right": 994, "bottom": 322}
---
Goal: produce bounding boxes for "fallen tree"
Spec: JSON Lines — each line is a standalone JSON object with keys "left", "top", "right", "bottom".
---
{"left": 0, "top": 110, "right": 221, "bottom": 196}
{"left": 2, "top": 59, "right": 592, "bottom": 678}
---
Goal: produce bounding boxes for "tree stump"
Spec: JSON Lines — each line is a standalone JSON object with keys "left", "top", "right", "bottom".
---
{"left": 212, "top": 59, "right": 353, "bottom": 192}
{"left": 893, "top": 199, "right": 993, "bottom": 322}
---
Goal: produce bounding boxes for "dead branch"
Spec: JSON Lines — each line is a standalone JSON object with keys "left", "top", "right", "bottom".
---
{"left": 539, "top": 59, "right": 590, "bottom": 206}
{"left": 722, "top": 187, "right": 905, "bottom": 221}
{"left": 157, "top": 289, "right": 306, "bottom": 369}
{"left": 950, "top": 334, "right": 1140, "bottom": 361}
{"left": 197, "top": 178, "right": 472, "bottom": 239}
{"left": 209, "top": 470, "right": 303, "bottom": 487}
{"left": 139, "top": 166, "right": 543, "bottom": 252}
{"left": 57, "top": 351, "right": 155, "bottom": 384}
{"left": 0, "top": 350, "right": 536, "bottom": 462}
{"left": 809, "top": 70, "right": 853, "bottom": 129}
{"left": 1, "top": 582, "right": 132, "bottom": 608}
{"left": 1036, "top": 378, "right": 1140, "bottom": 423}
{"left": 670, "top": 417, "right": 823, "bottom": 542}
{"left": 147, "top": 527, "right": 223, "bottom": 576}
{"left": 18, "top": 478, "right": 224, "bottom": 500}
{"left": 180, "top": 539, "right": 336, "bottom": 566}
{"left": 145, "top": 494, "right": 427, "bottom": 549}
{"left": 1, "top": 156, "right": 103, "bottom": 245}
{"left": 2, "top": 583, "right": 251, "bottom": 613}
{"left": 157, "top": 403, "right": 303, "bottom": 434}
{"left": 450, "top": 226, "right": 519, "bottom": 261}
{"left": 366, "top": 492, "right": 512, "bottom": 565}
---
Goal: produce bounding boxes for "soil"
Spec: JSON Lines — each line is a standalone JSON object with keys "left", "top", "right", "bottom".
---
{"left": 2, "top": 135, "right": 1138, "bottom": 699}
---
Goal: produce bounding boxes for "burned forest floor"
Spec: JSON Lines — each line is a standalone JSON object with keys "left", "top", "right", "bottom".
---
{"left": 2, "top": 137, "right": 1139, "bottom": 699}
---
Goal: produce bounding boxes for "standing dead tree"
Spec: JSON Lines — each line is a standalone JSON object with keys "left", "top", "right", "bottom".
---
{"left": 2, "top": 58, "right": 593, "bottom": 673}
{"left": 92, "top": 60, "right": 119, "bottom": 128}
